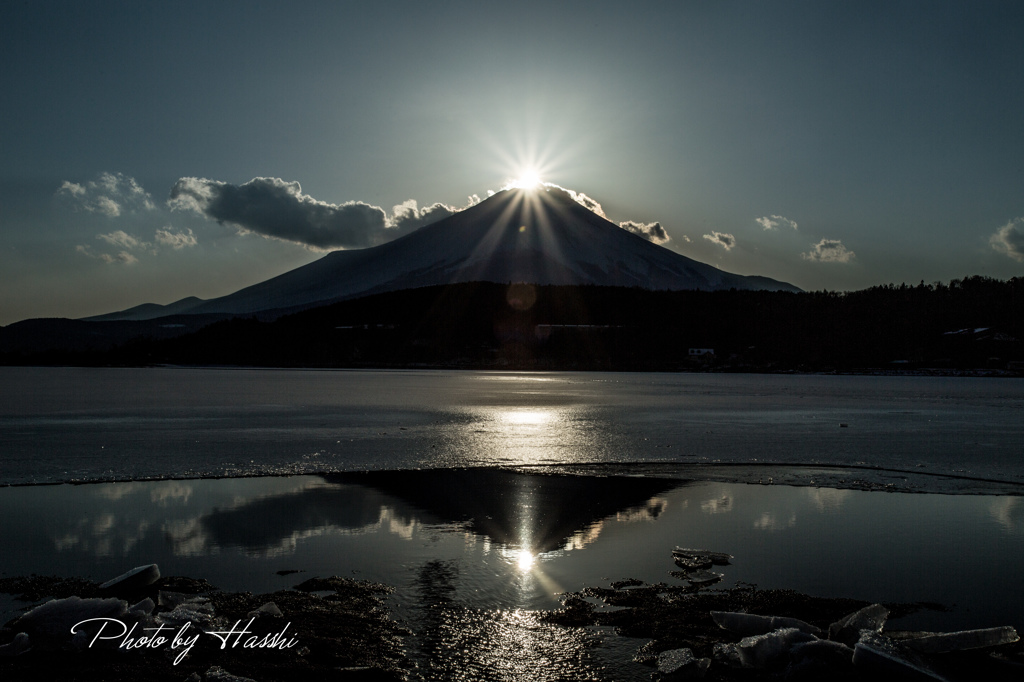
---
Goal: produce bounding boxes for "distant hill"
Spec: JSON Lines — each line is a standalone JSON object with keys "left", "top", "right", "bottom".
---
{"left": 83, "top": 296, "right": 207, "bottom": 322}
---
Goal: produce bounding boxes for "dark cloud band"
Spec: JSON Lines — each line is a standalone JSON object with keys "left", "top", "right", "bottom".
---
{"left": 169, "top": 177, "right": 395, "bottom": 249}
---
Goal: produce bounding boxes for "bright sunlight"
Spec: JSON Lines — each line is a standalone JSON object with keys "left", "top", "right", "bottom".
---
{"left": 510, "top": 169, "right": 543, "bottom": 190}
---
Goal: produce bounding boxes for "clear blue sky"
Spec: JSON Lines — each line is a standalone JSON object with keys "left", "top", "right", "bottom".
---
{"left": 2, "top": 1, "right": 1022, "bottom": 324}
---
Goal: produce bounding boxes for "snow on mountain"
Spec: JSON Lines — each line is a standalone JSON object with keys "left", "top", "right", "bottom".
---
{"left": 97, "top": 186, "right": 800, "bottom": 320}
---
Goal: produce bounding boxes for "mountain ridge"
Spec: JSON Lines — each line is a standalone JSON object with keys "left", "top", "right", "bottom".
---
{"left": 89, "top": 185, "right": 800, "bottom": 322}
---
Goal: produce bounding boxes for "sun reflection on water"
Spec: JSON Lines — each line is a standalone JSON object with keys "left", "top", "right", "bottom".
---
{"left": 515, "top": 548, "right": 536, "bottom": 572}
{"left": 500, "top": 409, "right": 553, "bottom": 426}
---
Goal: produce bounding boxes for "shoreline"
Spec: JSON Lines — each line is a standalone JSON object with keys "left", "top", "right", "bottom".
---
{"left": 2, "top": 462, "right": 1023, "bottom": 497}
{"left": 5, "top": 362, "right": 1024, "bottom": 378}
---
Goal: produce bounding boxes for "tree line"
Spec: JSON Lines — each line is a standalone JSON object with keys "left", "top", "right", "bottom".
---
{"left": 3, "top": 276, "right": 1021, "bottom": 371}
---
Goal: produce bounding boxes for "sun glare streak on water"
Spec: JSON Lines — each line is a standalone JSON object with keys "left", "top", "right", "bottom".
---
{"left": 500, "top": 409, "right": 553, "bottom": 426}
{"left": 443, "top": 403, "right": 611, "bottom": 466}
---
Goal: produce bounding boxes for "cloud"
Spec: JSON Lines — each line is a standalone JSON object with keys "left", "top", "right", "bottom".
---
{"left": 802, "top": 238, "right": 856, "bottom": 263}
{"left": 390, "top": 200, "right": 457, "bottom": 233}
{"left": 544, "top": 184, "right": 672, "bottom": 244}
{"left": 566, "top": 190, "right": 605, "bottom": 218}
{"left": 756, "top": 214, "right": 798, "bottom": 231}
{"left": 155, "top": 227, "right": 197, "bottom": 250}
{"left": 98, "top": 230, "right": 147, "bottom": 250}
{"left": 77, "top": 226, "right": 197, "bottom": 264}
{"left": 169, "top": 176, "right": 467, "bottom": 250}
{"left": 544, "top": 183, "right": 607, "bottom": 218}
{"left": 76, "top": 245, "right": 138, "bottom": 265}
{"left": 57, "top": 172, "right": 155, "bottom": 216}
{"left": 619, "top": 220, "right": 670, "bottom": 245}
{"left": 101, "top": 251, "right": 138, "bottom": 265}
{"left": 990, "top": 218, "right": 1024, "bottom": 262}
{"left": 703, "top": 231, "right": 736, "bottom": 250}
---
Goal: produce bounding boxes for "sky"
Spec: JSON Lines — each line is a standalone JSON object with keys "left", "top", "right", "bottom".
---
{"left": 2, "top": 0, "right": 1022, "bottom": 325}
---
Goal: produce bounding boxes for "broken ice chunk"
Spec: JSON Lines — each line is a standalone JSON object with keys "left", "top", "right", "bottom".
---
{"left": 787, "top": 639, "right": 855, "bottom": 675}
{"left": 674, "top": 555, "right": 713, "bottom": 570}
{"left": 0, "top": 632, "right": 30, "bottom": 657}
{"left": 15, "top": 596, "right": 127, "bottom": 647}
{"left": 156, "top": 599, "right": 215, "bottom": 628}
{"left": 685, "top": 570, "right": 723, "bottom": 585}
{"left": 852, "top": 632, "right": 949, "bottom": 681}
{"left": 736, "top": 627, "right": 817, "bottom": 668}
{"left": 655, "top": 647, "right": 711, "bottom": 680}
{"left": 897, "top": 626, "right": 1020, "bottom": 654}
{"left": 128, "top": 597, "right": 155, "bottom": 616}
{"left": 829, "top": 603, "right": 888, "bottom": 646}
{"left": 673, "top": 547, "right": 733, "bottom": 565}
{"left": 712, "top": 642, "right": 743, "bottom": 668}
{"left": 711, "top": 611, "right": 823, "bottom": 637}
{"left": 98, "top": 563, "right": 160, "bottom": 596}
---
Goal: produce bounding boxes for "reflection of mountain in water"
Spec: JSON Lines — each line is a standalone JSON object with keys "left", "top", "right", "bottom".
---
{"left": 185, "top": 484, "right": 430, "bottom": 554}
{"left": 192, "top": 470, "right": 681, "bottom": 556}
{"left": 331, "top": 469, "right": 681, "bottom": 553}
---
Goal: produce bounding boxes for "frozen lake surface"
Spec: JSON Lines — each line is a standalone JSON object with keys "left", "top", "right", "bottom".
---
{"left": 1, "top": 367, "right": 1022, "bottom": 490}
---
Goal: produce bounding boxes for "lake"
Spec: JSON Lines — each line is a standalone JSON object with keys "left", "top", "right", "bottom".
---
{"left": 1, "top": 367, "right": 1022, "bottom": 488}
{"left": 1, "top": 367, "right": 1022, "bottom": 679}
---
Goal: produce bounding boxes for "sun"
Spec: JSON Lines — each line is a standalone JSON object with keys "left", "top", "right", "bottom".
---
{"left": 509, "top": 169, "right": 543, "bottom": 191}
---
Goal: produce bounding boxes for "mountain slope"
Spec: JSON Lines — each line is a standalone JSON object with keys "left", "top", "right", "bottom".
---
{"left": 109, "top": 186, "right": 801, "bottom": 319}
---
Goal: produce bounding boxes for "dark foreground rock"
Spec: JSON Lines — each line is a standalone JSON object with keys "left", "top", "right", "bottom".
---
{"left": 541, "top": 582, "right": 1023, "bottom": 681}
{"left": 0, "top": 573, "right": 408, "bottom": 682}
{"left": 3, "top": 571, "right": 1022, "bottom": 681}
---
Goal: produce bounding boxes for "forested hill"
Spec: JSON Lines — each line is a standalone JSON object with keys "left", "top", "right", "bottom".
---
{"left": 2, "top": 276, "right": 1022, "bottom": 372}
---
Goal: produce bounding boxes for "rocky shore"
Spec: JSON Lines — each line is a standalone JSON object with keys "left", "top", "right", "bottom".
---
{"left": 2, "top": 564, "right": 1021, "bottom": 682}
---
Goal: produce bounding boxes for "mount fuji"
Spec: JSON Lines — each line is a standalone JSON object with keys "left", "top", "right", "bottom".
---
{"left": 90, "top": 185, "right": 799, "bottom": 321}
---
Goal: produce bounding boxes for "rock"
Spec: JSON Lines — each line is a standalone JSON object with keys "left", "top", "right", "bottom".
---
{"left": 852, "top": 632, "right": 949, "bottom": 681}
{"left": 248, "top": 601, "right": 283, "bottom": 618}
{"left": 204, "top": 666, "right": 257, "bottom": 682}
{"left": 0, "top": 632, "right": 31, "bottom": 656}
{"left": 98, "top": 564, "right": 161, "bottom": 596}
{"left": 15, "top": 596, "right": 127, "bottom": 647}
{"left": 710, "top": 611, "right": 823, "bottom": 637}
{"left": 896, "top": 626, "right": 1019, "bottom": 654}
{"left": 828, "top": 603, "right": 888, "bottom": 646}
{"left": 736, "top": 627, "right": 817, "bottom": 668}
{"left": 655, "top": 647, "right": 711, "bottom": 680}
{"left": 159, "top": 590, "right": 193, "bottom": 608}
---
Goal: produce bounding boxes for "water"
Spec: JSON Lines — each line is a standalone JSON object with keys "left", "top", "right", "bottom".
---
{"left": 2, "top": 472, "right": 1021, "bottom": 628}
{"left": 2, "top": 367, "right": 1022, "bottom": 679}
{"left": 1, "top": 472, "right": 1021, "bottom": 679}
{"left": 1, "top": 367, "right": 1022, "bottom": 487}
